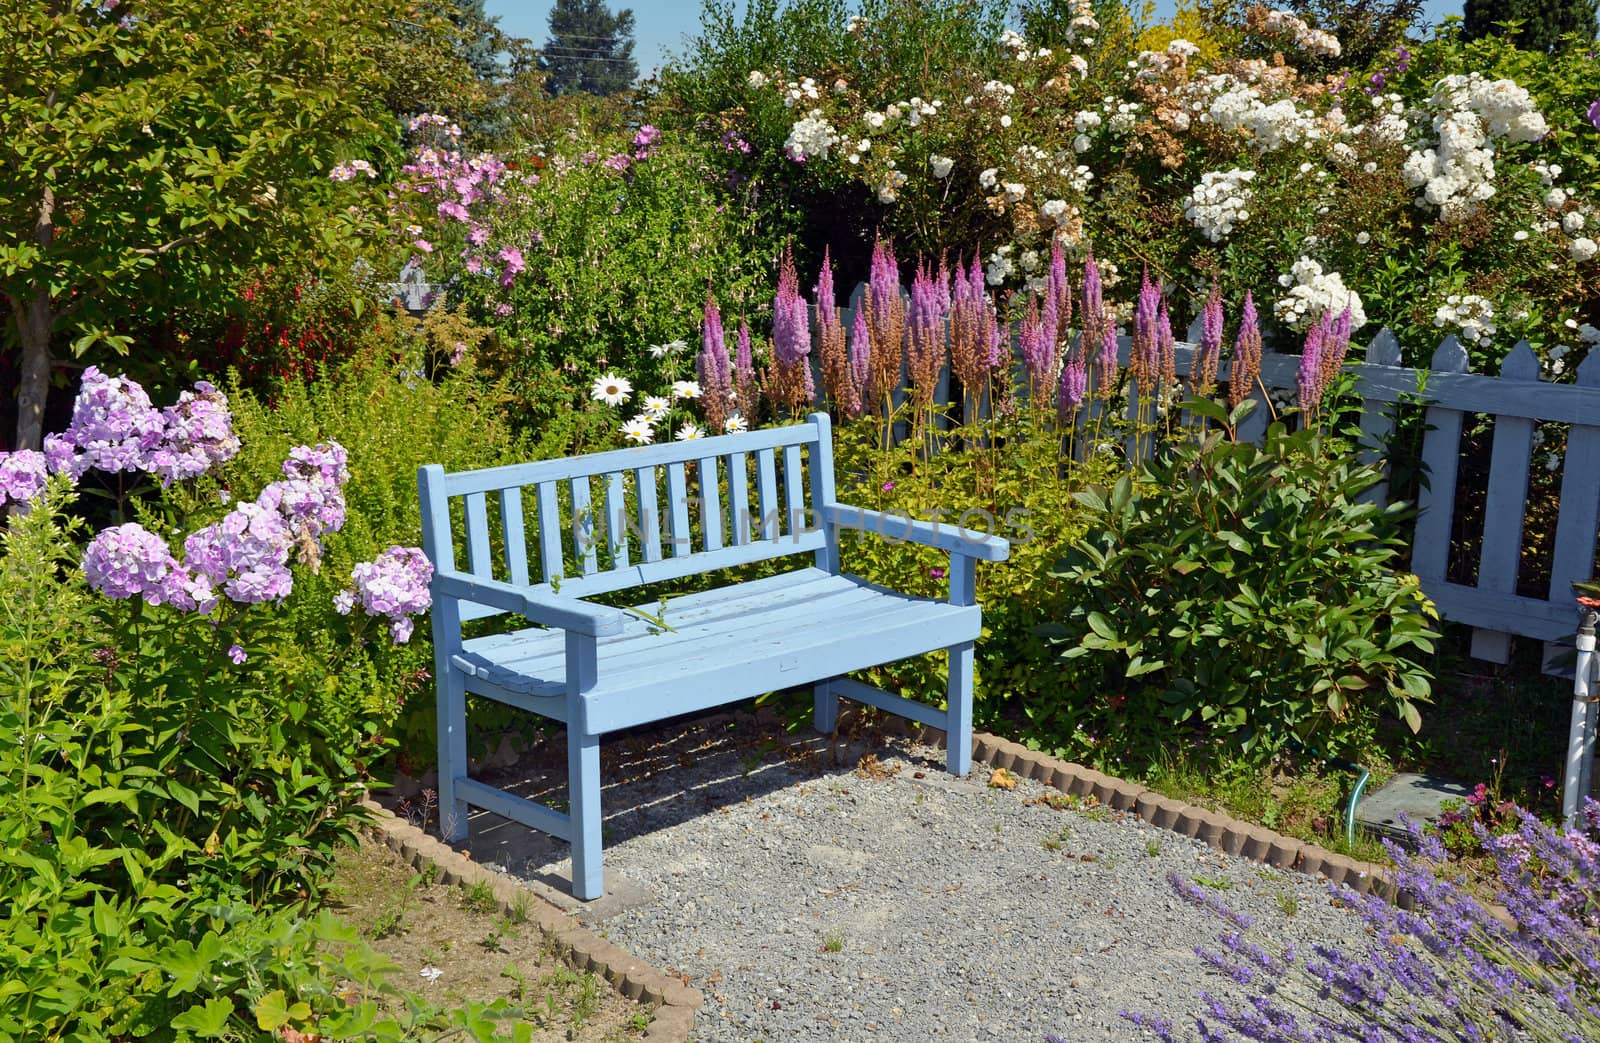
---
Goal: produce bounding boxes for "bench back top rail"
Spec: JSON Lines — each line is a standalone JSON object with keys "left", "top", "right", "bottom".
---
{"left": 419, "top": 414, "right": 839, "bottom": 619}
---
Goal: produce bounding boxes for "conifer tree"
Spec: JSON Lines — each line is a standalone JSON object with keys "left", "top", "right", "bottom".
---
{"left": 540, "top": 0, "right": 638, "bottom": 96}
{"left": 1463, "top": 0, "right": 1598, "bottom": 52}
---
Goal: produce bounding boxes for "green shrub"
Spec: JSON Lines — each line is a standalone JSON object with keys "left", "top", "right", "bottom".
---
{"left": 218, "top": 319, "right": 539, "bottom": 767}
{"left": 0, "top": 486, "right": 371, "bottom": 1039}
{"left": 826, "top": 411, "right": 1114, "bottom": 730}
{"left": 1043, "top": 401, "right": 1438, "bottom": 761}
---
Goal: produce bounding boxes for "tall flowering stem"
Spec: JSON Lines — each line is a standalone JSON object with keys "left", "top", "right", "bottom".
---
{"left": 1296, "top": 311, "right": 1330, "bottom": 418}
{"left": 864, "top": 235, "right": 905, "bottom": 429}
{"left": 1228, "top": 290, "right": 1262, "bottom": 415}
{"left": 766, "top": 245, "right": 815, "bottom": 417}
{"left": 1018, "top": 294, "right": 1054, "bottom": 412}
{"left": 815, "top": 247, "right": 857, "bottom": 418}
{"left": 734, "top": 316, "right": 759, "bottom": 417}
{"left": 1316, "top": 305, "right": 1354, "bottom": 413}
{"left": 949, "top": 253, "right": 992, "bottom": 422}
{"left": 1130, "top": 267, "right": 1161, "bottom": 389}
{"left": 1191, "top": 283, "right": 1224, "bottom": 399}
{"left": 847, "top": 306, "right": 870, "bottom": 418}
{"left": 1084, "top": 256, "right": 1118, "bottom": 400}
{"left": 906, "top": 258, "right": 946, "bottom": 410}
{"left": 697, "top": 291, "right": 734, "bottom": 434}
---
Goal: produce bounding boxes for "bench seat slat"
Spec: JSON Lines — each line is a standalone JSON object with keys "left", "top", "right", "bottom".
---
{"left": 453, "top": 573, "right": 979, "bottom": 731}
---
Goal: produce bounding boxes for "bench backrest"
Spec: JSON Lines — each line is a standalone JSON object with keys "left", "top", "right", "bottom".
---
{"left": 418, "top": 413, "right": 840, "bottom": 621}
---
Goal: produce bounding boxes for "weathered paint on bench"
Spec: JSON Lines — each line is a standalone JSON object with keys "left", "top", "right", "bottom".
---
{"left": 419, "top": 412, "right": 1009, "bottom": 900}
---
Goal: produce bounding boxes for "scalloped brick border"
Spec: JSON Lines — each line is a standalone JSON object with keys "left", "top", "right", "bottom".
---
{"left": 357, "top": 799, "right": 703, "bottom": 1041}
{"left": 887, "top": 726, "right": 1409, "bottom": 906}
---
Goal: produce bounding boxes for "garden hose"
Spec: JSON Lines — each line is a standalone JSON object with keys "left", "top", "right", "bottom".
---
{"left": 1285, "top": 737, "right": 1372, "bottom": 851}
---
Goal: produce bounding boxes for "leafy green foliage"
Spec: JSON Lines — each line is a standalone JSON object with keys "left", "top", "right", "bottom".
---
{"left": 219, "top": 323, "right": 540, "bottom": 765}
{"left": 0, "top": 0, "right": 411, "bottom": 448}
{"left": 1044, "top": 402, "right": 1439, "bottom": 761}
{"left": 826, "top": 411, "right": 1114, "bottom": 729}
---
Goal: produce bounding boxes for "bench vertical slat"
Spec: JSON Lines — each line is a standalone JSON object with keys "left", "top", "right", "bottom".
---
{"left": 464, "top": 492, "right": 494, "bottom": 579}
{"left": 536, "top": 482, "right": 565, "bottom": 583}
{"left": 604, "top": 471, "right": 630, "bottom": 570}
{"left": 699, "top": 456, "right": 723, "bottom": 552}
{"left": 755, "top": 447, "right": 780, "bottom": 540}
{"left": 570, "top": 477, "right": 599, "bottom": 576}
{"left": 783, "top": 444, "right": 806, "bottom": 537}
{"left": 500, "top": 488, "right": 530, "bottom": 587}
{"left": 725, "top": 451, "right": 750, "bottom": 545}
{"left": 635, "top": 466, "right": 662, "bottom": 564}
{"left": 808, "top": 413, "right": 840, "bottom": 574}
{"left": 1471, "top": 343, "right": 1539, "bottom": 663}
{"left": 666, "top": 462, "right": 692, "bottom": 558}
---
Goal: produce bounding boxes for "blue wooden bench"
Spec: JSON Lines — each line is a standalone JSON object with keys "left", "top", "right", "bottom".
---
{"left": 417, "top": 412, "right": 1009, "bottom": 900}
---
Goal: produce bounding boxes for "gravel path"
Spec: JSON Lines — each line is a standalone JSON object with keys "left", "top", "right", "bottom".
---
{"left": 462, "top": 711, "right": 1371, "bottom": 1042}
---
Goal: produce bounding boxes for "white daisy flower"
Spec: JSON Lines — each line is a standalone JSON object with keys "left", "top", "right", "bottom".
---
{"left": 648, "top": 338, "right": 688, "bottom": 358}
{"left": 642, "top": 395, "right": 670, "bottom": 420}
{"left": 671, "top": 380, "right": 702, "bottom": 400}
{"left": 420, "top": 966, "right": 443, "bottom": 982}
{"left": 590, "top": 373, "right": 632, "bottom": 406}
{"left": 724, "top": 414, "right": 749, "bottom": 433}
{"left": 621, "top": 417, "right": 655, "bottom": 444}
{"left": 675, "top": 423, "right": 704, "bottom": 440}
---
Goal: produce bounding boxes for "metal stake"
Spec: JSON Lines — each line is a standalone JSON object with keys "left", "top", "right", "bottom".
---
{"left": 1563, "top": 604, "right": 1599, "bottom": 830}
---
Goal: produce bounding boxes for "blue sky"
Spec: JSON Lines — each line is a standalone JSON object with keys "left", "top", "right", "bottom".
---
{"left": 484, "top": 1, "right": 1467, "bottom": 78}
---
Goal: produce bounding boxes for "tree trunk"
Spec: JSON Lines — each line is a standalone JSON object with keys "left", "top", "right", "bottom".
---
{"left": 13, "top": 291, "right": 54, "bottom": 452}
{"left": 12, "top": 184, "right": 57, "bottom": 452}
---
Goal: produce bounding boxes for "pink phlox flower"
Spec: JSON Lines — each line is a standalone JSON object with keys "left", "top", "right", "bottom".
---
{"left": 148, "top": 381, "right": 240, "bottom": 485}
{"left": 183, "top": 502, "right": 295, "bottom": 605}
{"left": 497, "top": 245, "right": 525, "bottom": 287}
{"left": 0, "top": 450, "right": 50, "bottom": 508}
{"left": 467, "top": 224, "right": 490, "bottom": 246}
{"left": 604, "top": 152, "right": 632, "bottom": 172}
{"left": 283, "top": 440, "right": 349, "bottom": 487}
{"left": 83, "top": 522, "right": 178, "bottom": 601}
{"left": 62, "top": 366, "right": 165, "bottom": 475}
{"left": 464, "top": 255, "right": 484, "bottom": 275}
{"left": 339, "top": 546, "right": 434, "bottom": 643}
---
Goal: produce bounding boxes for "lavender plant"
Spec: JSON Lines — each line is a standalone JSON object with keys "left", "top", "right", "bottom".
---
{"left": 1104, "top": 806, "right": 1600, "bottom": 1043}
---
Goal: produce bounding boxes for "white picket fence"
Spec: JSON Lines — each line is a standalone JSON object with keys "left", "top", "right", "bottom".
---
{"left": 816, "top": 282, "right": 1600, "bottom": 673}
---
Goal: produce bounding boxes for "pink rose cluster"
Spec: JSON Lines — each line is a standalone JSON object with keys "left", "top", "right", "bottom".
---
{"left": 333, "top": 546, "right": 434, "bottom": 643}
{"left": 37, "top": 366, "right": 239, "bottom": 487}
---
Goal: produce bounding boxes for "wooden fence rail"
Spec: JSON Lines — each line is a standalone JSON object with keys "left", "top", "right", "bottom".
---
{"left": 815, "top": 282, "right": 1600, "bottom": 674}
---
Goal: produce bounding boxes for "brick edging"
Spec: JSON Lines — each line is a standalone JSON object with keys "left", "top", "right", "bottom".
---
{"left": 358, "top": 799, "right": 703, "bottom": 1041}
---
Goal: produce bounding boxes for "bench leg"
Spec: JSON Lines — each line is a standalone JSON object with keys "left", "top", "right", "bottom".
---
{"left": 436, "top": 673, "right": 470, "bottom": 843}
{"left": 814, "top": 678, "right": 839, "bottom": 734}
{"left": 946, "top": 641, "right": 975, "bottom": 776}
{"left": 568, "top": 728, "right": 604, "bottom": 901}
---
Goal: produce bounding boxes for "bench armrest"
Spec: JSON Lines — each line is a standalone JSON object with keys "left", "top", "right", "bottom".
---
{"left": 822, "top": 504, "right": 1011, "bottom": 562}
{"left": 432, "top": 570, "right": 630, "bottom": 637}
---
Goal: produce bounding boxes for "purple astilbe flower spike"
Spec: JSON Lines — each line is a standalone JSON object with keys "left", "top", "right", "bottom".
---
{"left": 1228, "top": 291, "right": 1262, "bottom": 410}
{"left": 863, "top": 235, "right": 905, "bottom": 416}
{"left": 769, "top": 246, "right": 815, "bottom": 413}
{"left": 1096, "top": 312, "right": 1119, "bottom": 401}
{"left": 1297, "top": 313, "right": 1330, "bottom": 415}
{"left": 848, "top": 305, "right": 871, "bottom": 410}
{"left": 734, "top": 316, "right": 758, "bottom": 413}
{"left": 815, "top": 247, "right": 857, "bottom": 417}
{"left": 1132, "top": 267, "right": 1161, "bottom": 386}
{"left": 1056, "top": 349, "right": 1088, "bottom": 423}
{"left": 1019, "top": 295, "right": 1054, "bottom": 405}
{"left": 1192, "top": 283, "right": 1224, "bottom": 396}
{"left": 1319, "top": 305, "right": 1354, "bottom": 396}
{"left": 1157, "top": 296, "right": 1176, "bottom": 391}
{"left": 1048, "top": 238, "right": 1071, "bottom": 342}
{"left": 1082, "top": 254, "right": 1104, "bottom": 337}
{"left": 697, "top": 290, "right": 734, "bottom": 432}
{"left": 906, "top": 258, "right": 946, "bottom": 406}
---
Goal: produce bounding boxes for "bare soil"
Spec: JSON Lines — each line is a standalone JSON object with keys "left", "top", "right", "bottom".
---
{"left": 323, "top": 840, "right": 650, "bottom": 1041}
